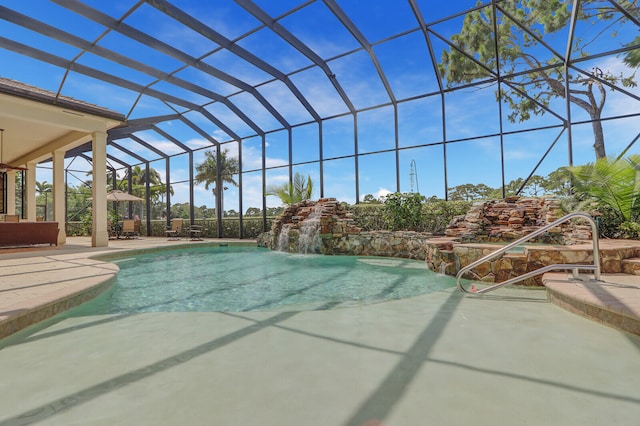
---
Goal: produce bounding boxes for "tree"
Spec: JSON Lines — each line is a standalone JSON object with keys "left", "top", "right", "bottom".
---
{"left": 448, "top": 183, "right": 493, "bottom": 201}
{"left": 568, "top": 155, "right": 640, "bottom": 222}
{"left": 35, "top": 180, "right": 53, "bottom": 220}
{"left": 245, "top": 207, "right": 261, "bottom": 216}
{"left": 122, "top": 165, "right": 171, "bottom": 202}
{"left": 439, "top": 0, "right": 638, "bottom": 160}
{"left": 194, "top": 148, "right": 239, "bottom": 214}
{"left": 362, "top": 194, "right": 383, "bottom": 204}
{"left": 266, "top": 172, "right": 314, "bottom": 205}
{"left": 624, "top": 35, "right": 640, "bottom": 67}
{"left": 542, "top": 168, "right": 572, "bottom": 197}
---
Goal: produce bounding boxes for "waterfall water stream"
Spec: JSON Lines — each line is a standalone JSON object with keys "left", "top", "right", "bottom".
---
{"left": 277, "top": 224, "right": 292, "bottom": 252}
{"left": 298, "top": 206, "right": 322, "bottom": 254}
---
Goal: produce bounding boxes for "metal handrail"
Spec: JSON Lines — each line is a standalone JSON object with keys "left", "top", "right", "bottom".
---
{"left": 456, "top": 212, "right": 601, "bottom": 295}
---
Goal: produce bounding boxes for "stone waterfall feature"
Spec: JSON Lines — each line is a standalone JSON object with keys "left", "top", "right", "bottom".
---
{"left": 258, "top": 198, "right": 434, "bottom": 259}
{"left": 259, "top": 198, "right": 361, "bottom": 254}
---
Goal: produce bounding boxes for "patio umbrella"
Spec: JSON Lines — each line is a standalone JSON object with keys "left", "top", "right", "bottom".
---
{"left": 107, "top": 190, "right": 144, "bottom": 202}
{"left": 107, "top": 190, "right": 145, "bottom": 222}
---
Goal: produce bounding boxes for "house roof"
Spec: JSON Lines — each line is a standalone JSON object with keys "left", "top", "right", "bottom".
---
{"left": 0, "top": 77, "right": 125, "bottom": 122}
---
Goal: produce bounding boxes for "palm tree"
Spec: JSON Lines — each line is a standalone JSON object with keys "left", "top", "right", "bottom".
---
{"left": 123, "top": 165, "right": 171, "bottom": 200}
{"left": 568, "top": 155, "right": 640, "bottom": 222}
{"left": 266, "top": 172, "right": 313, "bottom": 205}
{"left": 35, "top": 180, "right": 53, "bottom": 220}
{"left": 194, "top": 148, "right": 239, "bottom": 214}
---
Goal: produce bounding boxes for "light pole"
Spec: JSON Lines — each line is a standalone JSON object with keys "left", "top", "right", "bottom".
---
{"left": 409, "top": 160, "right": 420, "bottom": 194}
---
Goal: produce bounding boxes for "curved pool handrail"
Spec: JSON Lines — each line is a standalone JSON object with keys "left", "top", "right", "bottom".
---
{"left": 456, "top": 212, "right": 601, "bottom": 295}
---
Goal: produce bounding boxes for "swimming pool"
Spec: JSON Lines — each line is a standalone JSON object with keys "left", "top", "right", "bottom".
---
{"left": 77, "top": 246, "right": 456, "bottom": 314}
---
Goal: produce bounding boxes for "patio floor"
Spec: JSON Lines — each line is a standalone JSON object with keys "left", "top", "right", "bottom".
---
{"left": 0, "top": 237, "right": 639, "bottom": 425}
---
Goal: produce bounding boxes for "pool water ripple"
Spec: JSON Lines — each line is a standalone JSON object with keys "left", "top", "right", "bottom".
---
{"left": 76, "top": 246, "right": 457, "bottom": 314}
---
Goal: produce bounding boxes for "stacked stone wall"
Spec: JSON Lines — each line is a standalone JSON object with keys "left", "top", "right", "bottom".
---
{"left": 444, "top": 196, "right": 591, "bottom": 243}
{"left": 258, "top": 197, "right": 640, "bottom": 288}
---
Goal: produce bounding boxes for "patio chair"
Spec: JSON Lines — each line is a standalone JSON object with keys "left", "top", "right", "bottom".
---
{"left": 165, "top": 218, "right": 183, "bottom": 240}
{"left": 188, "top": 224, "right": 203, "bottom": 241}
{"left": 121, "top": 219, "right": 138, "bottom": 239}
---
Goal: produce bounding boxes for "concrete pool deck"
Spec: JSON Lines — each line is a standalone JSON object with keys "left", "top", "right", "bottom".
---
{"left": 0, "top": 237, "right": 639, "bottom": 424}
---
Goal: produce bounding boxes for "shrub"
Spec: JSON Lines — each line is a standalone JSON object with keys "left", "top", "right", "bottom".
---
{"left": 351, "top": 204, "right": 385, "bottom": 231}
{"left": 421, "top": 199, "right": 470, "bottom": 234}
{"left": 618, "top": 221, "right": 640, "bottom": 239}
{"left": 352, "top": 196, "right": 470, "bottom": 234}
{"left": 383, "top": 192, "right": 425, "bottom": 231}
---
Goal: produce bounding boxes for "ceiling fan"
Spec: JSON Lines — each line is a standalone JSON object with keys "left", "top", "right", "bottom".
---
{"left": 0, "top": 128, "right": 28, "bottom": 173}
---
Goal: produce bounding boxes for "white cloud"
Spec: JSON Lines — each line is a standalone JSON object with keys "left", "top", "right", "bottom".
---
{"left": 375, "top": 187, "right": 391, "bottom": 199}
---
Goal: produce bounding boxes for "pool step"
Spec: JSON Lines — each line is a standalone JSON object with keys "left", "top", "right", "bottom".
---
{"left": 622, "top": 258, "right": 640, "bottom": 275}
{"left": 544, "top": 272, "right": 640, "bottom": 336}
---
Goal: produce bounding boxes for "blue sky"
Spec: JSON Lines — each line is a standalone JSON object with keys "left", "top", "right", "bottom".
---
{"left": 1, "top": 0, "right": 639, "bottom": 213}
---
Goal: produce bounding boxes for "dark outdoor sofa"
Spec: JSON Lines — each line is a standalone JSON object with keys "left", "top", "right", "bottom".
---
{"left": 0, "top": 221, "right": 59, "bottom": 247}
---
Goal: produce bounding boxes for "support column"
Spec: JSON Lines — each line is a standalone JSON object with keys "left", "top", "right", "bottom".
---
{"left": 25, "top": 161, "right": 37, "bottom": 222}
{"left": 92, "top": 131, "right": 108, "bottom": 247}
{"left": 5, "top": 170, "right": 16, "bottom": 215}
{"left": 53, "top": 150, "right": 66, "bottom": 245}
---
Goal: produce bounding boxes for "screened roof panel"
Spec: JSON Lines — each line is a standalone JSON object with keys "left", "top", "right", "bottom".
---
{"left": 154, "top": 120, "right": 213, "bottom": 151}
{"left": 501, "top": 68, "right": 568, "bottom": 132}
{"left": 570, "top": 2, "right": 640, "bottom": 60}
{"left": 444, "top": 88, "right": 500, "bottom": 141}
{"left": 235, "top": 27, "right": 313, "bottom": 74}
{"left": 250, "top": 0, "right": 305, "bottom": 18}
{"left": 0, "top": 52, "right": 65, "bottom": 94}
{"left": 106, "top": 146, "right": 141, "bottom": 166}
{"left": 203, "top": 50, "right": 273, "bottom": 87}
{"left": 169, "top": 0, "right": 262, "bottom": 41}
{"left": 75, "top": 52, "right": 159, "bottom": 87}
{"left": 278, "top": 2, "right": 360, "bottom": 59}
{"left": 200, "top": 103, "right": 256, "bottom": 139}
{"left": 428, "top": 28, "right": 493, "bottom": 89}
{"left": 135, "top": 129, "right": 187, "bottom": 156}
{"left": 124, "top": 3, "right": 219, "bottom": 58}
{"left": 111, "top": 138, "right": 164, "bottom": 160}
{"left": 149, "top": 80, "right": 214, "bottom": 107}
{"left": 257, "top": 80, "right": 314, "bottom": 125}
{"left": 227, "top": 91, "right": 284, "bottom": 132}
{"left": 126, "top": 94, "right": 188, "bottom": 120}
{"left": 70, "top": 0, "right": 141, "bottom": 19}
{"left": 374, "top": 31, "right": 440, "bottom": 100}
{"left": 97, "top": 31, "right": 185, "bottom": 74}
{"left": 334, "top": 0, "right": 419, "bottom": 43}
{"left": 329, "top": 50, "right": 391, "bottom": 109}
{"left": 55, "top": 71, "right": 141, "bottom": 114}
{"left": 0, "top": 20, "right": 82, "bottom": 61}
{"left": 496, "top": 11, "right": 563, "bottom": 76}
{"left": 415, "top": 0, "right": 483, "bottom": 23}
{"left": 431, "top": 7, "right": 499, "bottom": 84}
{"left": 289, "top": 67, "right": 351, "bottom": 118}
{"left": 4, "top": 0, "right": 106, "bottom": 41}
{"left": 173, "top": 67, "right": 239, "bottom": 98}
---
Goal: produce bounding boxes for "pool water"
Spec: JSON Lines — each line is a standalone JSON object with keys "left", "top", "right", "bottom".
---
{"left": 77, "top": 246, "right": 456, "bottom": 313}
